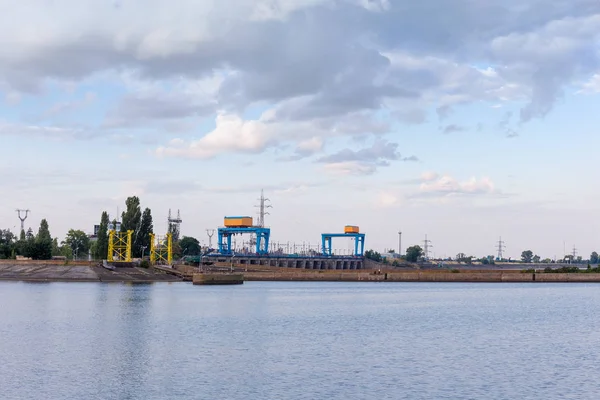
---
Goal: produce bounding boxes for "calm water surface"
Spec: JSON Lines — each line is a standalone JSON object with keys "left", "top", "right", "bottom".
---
{"left": 1, "top": 281, "right": 599, "bottom": 399}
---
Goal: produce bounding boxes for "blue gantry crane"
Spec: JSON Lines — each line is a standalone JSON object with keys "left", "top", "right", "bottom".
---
{"left": 217, "top": 216, "right": 271, "bottom": 255}
{"left": 321, "top": 225, "right": 365, "bottom": 257}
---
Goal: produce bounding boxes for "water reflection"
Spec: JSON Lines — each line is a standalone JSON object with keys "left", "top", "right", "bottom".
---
{"left": 1, "top": 281, "right": 600, "bottom": 399}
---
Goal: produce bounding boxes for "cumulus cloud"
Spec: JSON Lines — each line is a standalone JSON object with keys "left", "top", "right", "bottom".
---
{"left": 318, "top": 140, "right": 399, "bottom": 164}
{"left": 416, "top": 175, "right": 497, "bottom": 197}
{"left": 1, "top": 0, "right": 599, "bottom": 160}
{"left": 155, "top": 113, "right": 276, "bottom": 159}
{"left": 323, "top": 161, "right": 378, "bottom": 176}
{"left": 420, "top": 171, "right": 439, "bottom": 182}
{"left": 442, "top": 124, "right": 467, "bottom": 134}
{"left": 104, "top": 93, "right": 215, "bottom": 128}
{"left": 374, "top": 191, "right": 400, "bottom": 208}
{"left": 41, "top": 91, "right": 96, "bottom": 119}
{"left": 580, "top": 73, "right": 600, "bottom": 93}
{"left": 278, "top": 136, "right": 325, "bottom": 161}
{"left": 317, "top": 140, "right": 414, "bottom": 175}
{"left": 0, "top": 121, "right": 97, "bottom": 140}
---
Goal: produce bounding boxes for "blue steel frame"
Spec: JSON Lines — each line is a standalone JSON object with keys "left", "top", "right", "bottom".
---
{"left": 218, "top": 227, "right": 271, "bottom": 255}
{"left": 321, "top": 233, "right": 365, "bottom": 257}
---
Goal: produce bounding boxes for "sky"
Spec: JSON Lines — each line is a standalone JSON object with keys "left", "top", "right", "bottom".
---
{"left": 1, "top": 0, "right": 600, "bottom": 260}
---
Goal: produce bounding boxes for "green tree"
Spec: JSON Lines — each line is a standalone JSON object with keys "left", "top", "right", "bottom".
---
{"left": 406, "top": 245, "right": 423, "bottom": 262}
{"left": 63, "top": 229, "right": 91, "bottom": 259}
{"left": 533, "top": 254, "right": 541, "bottom": 263}
{"left": 521, "top": 250, "right": 533, "bottom": 263}
{"left": 121, "top": 196, "right": 141, "bottom": 233}
{"left": 591, "top": 252, "right": 599, "bottom": 264}
{"left": 456, "top": 253, "right": 473, "bottom": 264}
{"left": 365, "top": 250, "right": 383, "bottom": 262}
{"left": 52, "top": 238, "right": 61, "bottom": 257}
{"left": 172, "top": 241, "right": 183, "bottom": 260}
{"left": 35, "top": 219, "right": 53, "bottom": 260}
{"left": 134, "top": 208, "right": 153, "bottom": 258}
{"left": 180, "top": 236, "right": 201, "bottom": 256}
{"left": 0, "top": 229, "right": 16, "bottom": 259}
{"left": 89, "top": 241, "right": 98, "bottom": 260}
{"left": 19, "top": 229, "right": 25, "bottom": 241}
{"left": 58, "top": 244, "right": 73, "bottom": 259}
{"left": 95, "top": 211, "right": 110, "bottom": 260}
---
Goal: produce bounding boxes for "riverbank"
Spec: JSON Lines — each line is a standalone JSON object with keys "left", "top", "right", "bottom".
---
{"left": 2, "top": 262, "right": 600, "bottom": 283}
{"left": 242, "top": 268, "right": 600, "bottom": 282}
{"left": 0, "top": 262, "right": 181, "bottom": 283}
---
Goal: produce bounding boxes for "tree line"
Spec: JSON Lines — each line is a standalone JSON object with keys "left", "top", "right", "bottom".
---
{"left": 0, "top": 195, "right": 200, "bottom": 261}
{"left": 365, "top": 246, "right": 600, "bottom": 265}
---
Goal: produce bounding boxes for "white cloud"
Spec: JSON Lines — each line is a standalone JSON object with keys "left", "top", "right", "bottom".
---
{"left": 155, "top": 112, "right": 277, "bottom": 159}
{"left": 297, "top": 136, "right": 324, "bottom": 153}
{"left": 418, "top": 175, "right": 496, "bottom": 196}
{"left": 323, "top": 161, "right": 377, "bottom": 176}
{"left": 420, "top": 171, "right": 439, "bottom": 182}
{"left": 374, "top": 191, "right": 400, "bottom": 208}
{"left": 579, "top": 73, "right": 600, "bottom": 93}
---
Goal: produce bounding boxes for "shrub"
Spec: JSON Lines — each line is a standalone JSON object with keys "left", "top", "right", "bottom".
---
{"left": 139, "top": 260, "right": 150, "bottom": 269}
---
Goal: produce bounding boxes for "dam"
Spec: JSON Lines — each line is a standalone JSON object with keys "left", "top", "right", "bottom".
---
{"left": 187, "top": 254, "right": 366, "bottom": 270}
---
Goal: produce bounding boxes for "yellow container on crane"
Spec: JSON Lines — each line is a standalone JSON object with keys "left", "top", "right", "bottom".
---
{"left": 344, "top": 225, "right": 360, "bottom": 234}
{"left": 224, "top": 216, "right": 253, "bottom": 228}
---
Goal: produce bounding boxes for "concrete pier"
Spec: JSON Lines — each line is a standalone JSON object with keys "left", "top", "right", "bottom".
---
{"left": 192, "top": 273, "right": 244, "bottom": 285}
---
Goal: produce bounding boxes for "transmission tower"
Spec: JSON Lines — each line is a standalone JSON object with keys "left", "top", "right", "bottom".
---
{"left": 572, "top": 245, "right": 578, "bottom": 259}
{"left": 16, "top": 209, "right": 30, "bottom": 232}
{"left": 496, "top": 236, "right": 506, "bottom": 260}
{"left": 255, "top": 189, "right": 272, "bottom": 228}
{"left": 423, "top": 235, "right": 432, "bottom": 260}
{"left": 167, "top": 209, "right": 182, "bottom": 242}
{"left": 206, "top": 229, "right": 215, "bottom": 249}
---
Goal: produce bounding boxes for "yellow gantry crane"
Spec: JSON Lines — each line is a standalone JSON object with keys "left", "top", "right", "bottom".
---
{"left": 149, "top": 232, "right": 173, "bottom": 265}
{"left": 107, "top": 229, "right": 134, "bottom": 262}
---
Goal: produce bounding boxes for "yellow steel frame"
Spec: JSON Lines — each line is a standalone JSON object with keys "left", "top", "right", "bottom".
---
{"left": 149, "top": 233, "right": 172, "bottom": 265}
{"left": 107, "top": 229, "right": 133, "bottom": 262}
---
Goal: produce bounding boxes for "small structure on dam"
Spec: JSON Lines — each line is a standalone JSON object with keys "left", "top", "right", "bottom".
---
{"left": 322, "top": 225, "right": 366, "bottom": 257}
{"left": 217, "top": 216, "right": 271, "bottom": 255}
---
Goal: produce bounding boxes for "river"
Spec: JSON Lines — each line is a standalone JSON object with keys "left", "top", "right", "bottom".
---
{"left": 1, "top": 281, "right": 598, "bottom": 399}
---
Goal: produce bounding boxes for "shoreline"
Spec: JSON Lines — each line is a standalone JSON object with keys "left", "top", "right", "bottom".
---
{"left": 1, "top": 262, "right": 600, "bottom": 283}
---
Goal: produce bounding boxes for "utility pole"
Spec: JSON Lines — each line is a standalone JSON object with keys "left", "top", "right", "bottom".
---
{"left": 398, "top": 230, "right": 402, "bottom": 256}
{"left": 496, "top": 236, "right": 506, "bottom": 260}
{"left": 423, "top": 234, "right": 432, "bottom": 260}
{"left": 255, "top": 189, "right": 272, "bottom": 228}
{"left": 167, "top": 209, "right": 182, "bottom": 242}
{"left": 206, "top": 229, "right": 215, "bottom": 249}
{"left": 16, "top": 209, "right": 30, "bottom": 232}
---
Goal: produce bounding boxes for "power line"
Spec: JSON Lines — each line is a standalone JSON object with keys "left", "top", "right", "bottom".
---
{"left": 15, "top": 209, "right": 30, "bottom": 232}
{"left": 255, "top": 189, "right": 272, "bottom": 228}
{"left": 496, "top": 236, "right": 506, "bottom": 260}
{"left": 168, "top": 209, "right": 182, "bottom": 241}
{"left": 423, "top": 234, "right": 432, "bottom": 260}
{"left": 206, "top": 229, "right": 215, "bottom": 249}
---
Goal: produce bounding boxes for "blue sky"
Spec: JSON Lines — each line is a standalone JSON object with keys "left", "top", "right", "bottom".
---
{"left": 1, "top": 0, "right": 600, "bottom": 260}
